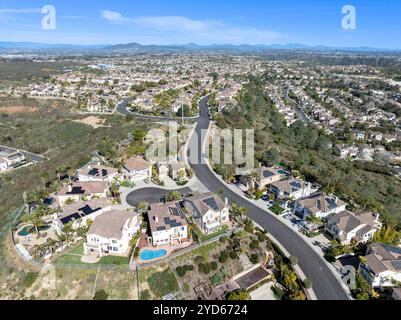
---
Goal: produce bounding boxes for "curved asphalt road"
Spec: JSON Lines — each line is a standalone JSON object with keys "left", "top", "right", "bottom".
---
{"left": 186, "top": 98, "right": 349, "bottom": 300}
{"left": 121, "top": 96, "right": 349, "bottom": 300}
{"left": 116, "top": 98, "right": 199, "bottom": 121}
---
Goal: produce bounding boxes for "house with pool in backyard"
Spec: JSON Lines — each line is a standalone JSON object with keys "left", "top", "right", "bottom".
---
{"left": 134, "top": 192, "right": 232, "bottom": 264}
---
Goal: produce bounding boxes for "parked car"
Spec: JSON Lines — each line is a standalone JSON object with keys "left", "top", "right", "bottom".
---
{"left": 261, "top": 195, "right": 269, "bottom": 201}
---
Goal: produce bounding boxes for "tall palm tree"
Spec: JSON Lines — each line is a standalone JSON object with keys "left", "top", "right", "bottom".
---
{"left": 21, "top": 213, "right": 46, "bottom": 237}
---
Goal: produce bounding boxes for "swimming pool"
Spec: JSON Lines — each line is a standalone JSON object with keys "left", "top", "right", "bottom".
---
{"left": 18, "top": 225, "right": 50, "bottom": 237}
{"left": 140, "top": 249, "right": 167, "bottom": 261}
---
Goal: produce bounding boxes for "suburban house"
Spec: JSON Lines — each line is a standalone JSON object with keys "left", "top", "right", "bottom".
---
{"left": 254, "top": 166, "right": 288, "bottom": 191}
{"left": 325, "top": 211, "right": 382, "bottom": 244}
{"left": 123, "top": 156, "right": 152, "bottom": 182}
{"left": 148, "top": 201, "right": 188, "bottom": 246}
{"left": 269, "top": 178, "right": 314, "bottom": 205}
{"left": 83, "top": 210, "right": 140, "bottom": 257}
{"left": 77, "top": 164, "right": 119, "bottom": 182}
{"left": 293, "top": 193, "right": 347, "bottom": 220}
{"left": 52, "top": 198, "right": 112, "bottom": 233}
{"left": 56, "top": 181, "right": 108, "bottom": 206}
{"left": 169, "top": 160, "right": 187, "bottom": 181}
{"left": 183, "top": 192, "right": 230, "bottom": 234}
{"left": 359, "top": 243, "right": 401, "bottom": 288}
{"left": 0, "top": 149, "right": 26, "bottom": 168}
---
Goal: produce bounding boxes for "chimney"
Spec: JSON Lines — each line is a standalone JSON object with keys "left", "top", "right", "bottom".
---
{"left": 68, "top": 184, "right": 73, "bottom": 192}
{"left": 225, "top": 197, "right": 228, "bottom": 206}
{"left": 154, "top": 216, "right": 159, "bottom": 223}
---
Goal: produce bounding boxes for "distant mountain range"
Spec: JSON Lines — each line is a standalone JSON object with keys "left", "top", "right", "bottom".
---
{"left": 0, "top": 41, "right": 400, "bottom": 53}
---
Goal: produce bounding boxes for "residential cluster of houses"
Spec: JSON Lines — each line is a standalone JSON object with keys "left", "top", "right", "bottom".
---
{"left": 238, "top": 164, "right": 401, "bottom": 290}
{"left": 239, "top": 165, "right": 383, "bottom": 245}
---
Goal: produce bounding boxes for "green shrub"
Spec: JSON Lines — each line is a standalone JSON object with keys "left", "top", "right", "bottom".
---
{"left": 176, "top": 266, "right": 186, "bottom": 277}
{"left": 93, "top": 289, "right": 108, "bottom": 300}
{"left": 272, "top": 286, "right": 284, "bottom": 300}
{"left": 23, "top": 272, "right": 39, "bottom": 288}
{"left": 229, "top": 251, "right": 238, "bottom": 260}
{"left": 210, "top": 261, "right": 218, "bottom": 271}
{"left": 219, "top": 251, "right": 229, "bottom": 263}
{"left": 195, "top": 255, "right": 205, "bottom": 264}
{"left": 202, "top": 263, "right": 211, "bottom": 274}
{"left": 250, "top": 254, "right": 260, "bottom": 264}
{"left": 250, "top": 240, "right": 260, "bottom": 250}
{"left": 140, "top": 289, "right": 151, "bottom": 300}
{"left": 244, "top": 225, "right": 254, "bottom": 234}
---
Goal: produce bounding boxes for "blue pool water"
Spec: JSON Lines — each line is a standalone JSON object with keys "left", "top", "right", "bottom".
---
{"left": 140, "top": 249, "right": 167, "bottom": 261}
{"left": 18, "top": 225, "right": 50, "bottom": 237}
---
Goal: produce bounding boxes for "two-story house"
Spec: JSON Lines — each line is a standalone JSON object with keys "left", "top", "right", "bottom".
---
{"left": 148, "top": 201, "right": 188, "bottom": 246}
{"left": 183, "top": 192, "right": 230, "bottom": 234}
{"left": 325, "top": 211, "right": 382, "bottom": 244}
{"left": 77, "top": 164, "right": 119, "bottom": 182}
{"left": 293, "top": 193, "right": 347, "bottom": 220}
{"left": 269, "top": 178, "right": 315, "bottom": 206}
{"left": 359, "top": 243, "right": 401, "bottom": 288}
{"left": 123, "top": 156, "right": 152, "bottom": 182}
{"left": 84, "top": 210, "right": 140, "bottom": 257}
{"left": 254, "top": 166, "right": 288, "bottom": 191}
{"left": 56, "top": 181, "right": 108, "bottom": 207}
{"left": 52, "top": 198, "right": 112, "bottom": 234}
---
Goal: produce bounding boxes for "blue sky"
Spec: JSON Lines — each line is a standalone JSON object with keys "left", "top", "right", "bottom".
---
{"left": 0, "top": 0, "right": 400, "bottom": 48}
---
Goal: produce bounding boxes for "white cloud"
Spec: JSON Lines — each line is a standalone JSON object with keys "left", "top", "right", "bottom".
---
{"left": 99, "top": 10, "right": 283, "bottom": 44}
{"left": 100, "top": 10, "right": 126, "bottom": 23}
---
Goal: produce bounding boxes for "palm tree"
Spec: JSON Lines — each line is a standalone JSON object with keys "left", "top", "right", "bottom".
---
{"left": 46, "top": 238, "right": 58, "bottom": 254}
{"left": 21, "top": 213, "right": 46, "bottom": 237}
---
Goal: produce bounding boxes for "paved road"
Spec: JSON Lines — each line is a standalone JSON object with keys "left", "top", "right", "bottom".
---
{"left": 116, "top": 98, "right": 199, "bottom": 121}
{"left": 120, "top": 96, "right": 349, "bottom": 300}
{"left": 186, "top": 98, "right": 349, "bottom": 300}
{"left": 126, "top": 187, "right": 192, "bottom": 207}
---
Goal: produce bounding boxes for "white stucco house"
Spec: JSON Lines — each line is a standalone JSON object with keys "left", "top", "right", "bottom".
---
{"left": 148, "top": 201, "right": 188, "bottom": 246}
{"left": 52, "top": 198, "right": 112, "bottom": 234}
{"left": 293, "top": 193, "right": 347, "bottom": 220}
{"left": 56, "top": 181, "right": 108, "bottom": 207}
{"left": 360, "top": 243, "right": 401, "bottom": 288}
{"left": 123, "top": 156, "right": 152, "bottom": 182}
{"left": 84, "top": 210, "right": 141, "bottom": 257}
{"left": 183, "top": 192, "right": 230, "bottom": 234}
{"left": 325, "top": 211, "right": 382, "bottom": 245}
{"left": 76, "top": 164, "right": 119, "bottom": 182}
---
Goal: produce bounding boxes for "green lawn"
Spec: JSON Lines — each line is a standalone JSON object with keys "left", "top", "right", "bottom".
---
{"left": 270, "top": 204, "right": 286, "bottom": 215}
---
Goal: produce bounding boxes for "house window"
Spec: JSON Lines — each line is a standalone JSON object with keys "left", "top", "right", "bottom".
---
{"left": 113, "top": 247, "right": 118, "bottom": 252}
{"left": 112, "top": 240, "right": 117, "bottom": 244}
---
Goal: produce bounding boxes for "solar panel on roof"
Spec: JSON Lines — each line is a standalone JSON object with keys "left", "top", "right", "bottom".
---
{"left": 60, "top": 213, "right": 81, "bottom": 225}
{"left": 203, "top": 197, "right": 219, "bottom": 211}
{"left": 67, "top": 187, "right": 85, "bottom": 195}
{"left": 88, "top": 168, "right": 99, "bottom": 176}
{"left": 263, "top": 170, "right": 274, "bottom": 178}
